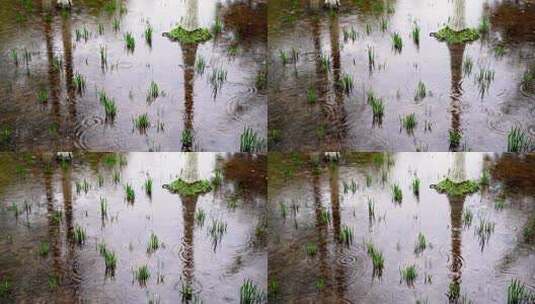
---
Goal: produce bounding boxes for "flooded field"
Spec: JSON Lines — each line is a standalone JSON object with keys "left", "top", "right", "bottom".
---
{"left": 0, "top": 0, "right": 267, "bottom": 152}
{"left": 268, "top": 0, "right": 535, "bottom": 152}
{"left": 0, "top": 152, "right": 267, "bottom": 303}
{"left": 268, "top": 152, "right": 535, "bottom": 303}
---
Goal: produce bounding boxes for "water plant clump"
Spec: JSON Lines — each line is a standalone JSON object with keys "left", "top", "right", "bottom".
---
{"left": 196, "top": 56, "right": 206, "bottom": 75}
{"left": 125, "top": 183, "right": 135, "bottom": 202}
{"left": 432, "top": 26, "right": 480, "bottom": 44}
{"left": 240, "top": 279, "right": 265, "bottom": 304}
{"left": 411, "top": 177, "right": 420, "bottom": 197}
{"left": 400, "top": 264, "right": 417, "bottom": 286}
{"left": 100, "top": 197, "right": 108, "bottom": 217}
{"left": 73, "top": 225, "right": 86, "bottom": 245}
{"left": 144, "top": 23, "right": 153, "bottom": 46}
{"left": 146, "top": 81, "right": 160, "bottom": 102}
{"left": 392, "top": 184, "right": 402, "bottom": 203}
{"left": 165, "top": 26, "right": 212, "bottom": 44}
{"left": 37, "top": 89, "right": 49, "bottom": 103}
{"left": 305, "top": 242, "right": 318, "bottom": 257}
{"left": 240, "top": 127, "right": 265, "bottom": 152}
{"left": 209, "top": 218, "right": 228, "bottom": 249}
{"left": 507, "top": 127, "right": 533, "bottom": 152}
{"left": 73, "top": 72, "right": 86, "bottom": 94}
{"left": 338, "top": 73, "right": 353, "bottom": 94}
{"left": 38, "top": 241, "right": 50, "bottom": 257}
{"left": 134, "top": 113, "right": 150, "bottom": 132}
{"left": 99, "top": 91, "right": 117, "bottom": 120}
{"left": 508, "top": 279, "right": 535, "bottom": 304}
{"left": 366, "top": 242, "right": 384, "bottom": 276}
{"left": 369, "top": 95, "right": 384, "bottom": 121}
{"left": 134, "top": 265, "right": 150, "bottom": 286}
{"left": 392, "top": 32, "right": 403, "bottom": 52}
{"left": 414, "top": 81, "right": 426, "bottom": 101}
{"left": 449, "top": 129, "right": 463, "bottom": 149}
{"left": 320, "top": 53, "right": 330, "bottom": 71}
{"left": 195, "top": 208, "right": 206, "bottom": 226}
{"left": 124, "top": 32, "right": 135, "bottom": 51}
{"left": 401, "top": 113, "right": 417, "bottom": 133}
{"left": 163, "top": 178, "right": 212, "bottom": 197}
{"left": 147, "top": 232, "right": 160, "bottom": 253}
{"left": 144, "top": 176, "right": 153, "bottom": 196}
{"left": 432, "top": 178, "right": 480, "bottom": 197}
{"left": 414, "top": 232, "right": 427, "bottom": 254}
{"left": 412, "top": 22, "right": 420, "bottom": 46}
{"left": 339, "top": 225, "right": 353, "bottom": 246}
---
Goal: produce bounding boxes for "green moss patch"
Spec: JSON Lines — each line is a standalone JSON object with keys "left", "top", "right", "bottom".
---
{"left": 432, "top": 26, "right": 480, "bottom": 44}
{"left": 164, "top": 26, "right": 212, "bottom": 44}
{"left": 432, "top": 178, "right": 480, "bottom": 197}
{"left": 163, "top": 178, "right": 212, "bottom": 196}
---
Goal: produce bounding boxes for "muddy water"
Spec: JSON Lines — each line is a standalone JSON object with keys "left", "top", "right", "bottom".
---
{"left": 0, "top": 0, "right": 267, "bottom": 152}
{"left": 268, "top": 153, "right": 535, "bottom": 303}
{"left": 0, "top": 152, "right": 267, "bottom": 303}
{"left": 268, "top": 0, "right": 535, "bottom": 152}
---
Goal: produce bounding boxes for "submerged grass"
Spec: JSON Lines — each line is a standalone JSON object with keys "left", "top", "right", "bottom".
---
{"left": 164, "top": 178, "right": 212, "bottom": 196}
{"left": 401, "top": 113, "right": 417, "bottom": 133}
{"left": 99, "top": 91, "right": 117, "bottom": 120}
{"left": 338, "top": 73, "right": 353, "bottom": 94}
{"left": 507, "top": 127, "right": 533, "bottom": 152}
{"left": 392, "top": 32, "right": 402, "bottom": 52}
{"left": 134, "top": 265, "right": 150, "bottom": 286}
{"left": 366, "top": 242, "right": 384, "bottom": 276}
{"left": 134, "top": 113, "right": 150, "bottom": 132}
{"left": 414, "top": 81, "right": 426, "bottom": 101}
{"left": 400, "top": 264, "right": 417, "bottom": 285}
{"left": 240, "top": 127, "right": 265, "bottom": 152}
{"left": 339, "top": 225, "right": 353, "bottom": 246}
{"left": 392, "top": 184, "right": 402, "bottom": 203}
{"left": 144, "top": 176, "right": 153, "bottom": 196}
{"left": 412, "top": 22, "right": 420, "bottom": 46}
{"left": 411, "top": 177, "right": 420, "bottom": 197}
{"left": 125, "top": 183, "right": 135, "bottom": 202}
{"left": 241, "top": 280, "right": 265, "bottom": 304}
{"left": 508, "top": 279, "right": 535, "bottom": 304}
{"left": 124, "top": 32, "right": 135, "bottom": 51}
{"left": 73, "top": 225, "right": 86, "bottom": 245}
{"left": 147, "top": 232, "right": 160, "bottom": 253}
{"left": 414, "top": 232, "right": 427, "bottom": 254}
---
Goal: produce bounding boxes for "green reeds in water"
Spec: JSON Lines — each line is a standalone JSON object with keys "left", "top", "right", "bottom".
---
{"left": 11, "top": 49, "right": 19, "bottom": 66}
{"left": 38, "top": 241, "right": 50, "bottom": 257}
{"left": 134, "top": 265, "right": 150, "bottom": 286}
{"left": 113, "top": 18, "right": 120, "bottom": 31}
{"left": 307, "top": 87, "right": 318, "bottom": 104}
{"left": 146, "top": 81, "right": 160, "bottom": 102}
{"left": 100, "top": 197, "right": 108, "bottom": 217}
{"left": 476, "top": 217, "right": 495, "bottom": 247}
{"left": 392, "top": 32, "right": 403, "bottom": 52}
{"left": 73, "top": 225, "right": 86, "bottom": 245}
{"left": 507, "top": 126, "right": 533, "bottom": 152}
{"left": 339, "top": 225, "right": 353, "bottom": 246}
{"left": 37, "top": 89, "right": 49, "bottom": 103}
{"left": 392, "top": 183, "right": 402, "bottom": 203}
{"left": 144, "top": 23, "right": 153, "bottom": 46}
{"left": 240, "top": 127, "right": 265, "bottom": 152}
{"left": 195, "top": 56, "right": 206, "bottom": 75}
{"left": 100, "top": 46, "right": 107, "bottom": 66}
{"left": 369, "top": 95, "right": 384, "bottom": 121}
{"left": 195, "top": 208, "right": 206, "bottom": 226}
{"left": 507, "top": 279, "right": 535, "bottom": 304}
{"left": 414, "top": 232, "right": 427, "bottom": 254}
{"left": 99, "top": 91, "right": 117, "bottom": 120}
{"left": 414, "top": 81, "right": 426, "bottom": 101}
{"left": 320, "top": 209, "right": 331, "bottom": 225}
{"left": 212, "top": 17, "right": 223, "bottom": 35}
{"left": 476, "top": 67, "right": 495, "bottom": 96}
{"left": 279, "top": 50, "right": 289, "bottom": 65}
{"left": 147, "top": 232, "right": 160, "bottom": 253}
{"left": 400, "top": 264, "right": 417, "bottom": 285}
{"left": 320, "top": 53, "right": 330, "bottom": 71}
{"left": 401, "top": 113, "right": 417, "bottom": 133}
{"left": 342, "top": 26, "right": 357, "bottom": 42}
{"left": 209, "top": 67, "right": 227, "bottom": 95}
{"left": 124, "top": 32, "right": 135, "bottom": 52}
{"left": 134, "top": 114, "right": 150, "bottom": 132}
{"left": 368, "top": 199, "right": 375, "bottom": 219}
{"left": 463, "top": 208, "right": 474, "bottom": 228}
{"left": 463, "top": 56, "right": 473, "bottom": 76}
{"left": 412, "top": 22, "right": 420, "bottom": 46}
{"left": 209, "top": 218, "right": 228, "bottom": 249}
{"left": 479, "top": 169, "right": 490, "bottom": 186}
{"left": 449, "top": 129, "right": 462, "bottom": 149}
{"left": 113, "top": 171, "right": 121, "bottom": 184}
{"left": 144, "top": 176, "right": 153, "bottom": 196}
{"left": 342, "top": 179, "right": 357, "bottom": 194}
{"left": 73, "top": 72, "right": 86, "bottom": 94}
{"left": 366, "top": 242, "right": 384, "bottom": 276}
{"left": 125, "top": 183, "right": 135, "bottom": 202}
{"left": 305, "top": 242, "right": 318, "bottom": 257}
{"left": 367, "top": 46, "right": 375, "bottom": 69}
{"left": 240, "top": 280, "right": 265, "bottom": 304}
{"left": 338, "top": 73, "right": 353, "bottom": 94}
{"left": 380, "top": 18, "right": 388, "bottom": 32}
{"left": 411, "top": 177, "right": 420, "bottom": 197}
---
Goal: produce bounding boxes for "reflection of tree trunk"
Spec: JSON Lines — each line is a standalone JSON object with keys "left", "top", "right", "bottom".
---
{"left": 448, "top": 43, "right": 466, "bottom": 151}
{"left": 61, "top": 13, "right": 77, "bottom": 122}
{"left": 43, "top": 12, "right": 61, "bottom": 139}
{"left": 312, "top": 173, "right": 329, "bottom": 302}
{"left": 328, "top": 165, "right": 346, "bottom": 299}
{"left": 180, "top": 195, "right": 198, "bottom": 286}
{"left": 182, "top": 0, "right": 199, "bottom": 31}
{"left": 44, "top": 166, "right": 61, "bottom": 280}
{"left": 450, "top": 0, "right": 466, "bottom": 31}
{"left": 181, "top": 44, "right": 198, "bottom": 152}
{"left": 448, "top": 195, "right": 465, "bottom": 294}
{"left": 61, "top": 164, "right": 74, "bottom": 243}
{"left": 327, "top": 13, "right": 346, "bottom": 148}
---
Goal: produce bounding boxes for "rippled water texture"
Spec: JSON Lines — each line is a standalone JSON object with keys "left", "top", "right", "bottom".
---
{"left": 0, "top": 0, "right": 267, "bottom": 151}
{"left": 268, "top": 0, "right": 535, "bottom": 151}
{"left": 268, "top": 152, "right": 535, "bottom": 303}
{"left": 0, "top": 152, "right": 267, "bottom": 303}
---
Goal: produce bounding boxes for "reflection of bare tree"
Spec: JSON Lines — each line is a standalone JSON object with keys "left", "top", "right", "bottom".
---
{"left": 61, "top": 12, "right": 77, "bottom": 123}
{"left": 180, "top": 195, "right": 198, "bottom": 289}
{"left": 312, "top": 172, "right": 329, "bottom": 302}
{"left": 328, "top": 165, "right": 347, "bottom": 299}
{"left": 180, "top": 43, "right": 198, "bottom": 151}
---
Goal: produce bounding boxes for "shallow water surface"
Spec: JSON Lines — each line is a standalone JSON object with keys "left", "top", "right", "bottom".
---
{"left": 0, "top": 152, "right": 267, "bottom": 303}
{"left": 0, "top": 0, "right": 267, "bottom": 151}
{"left": 268, "top": 0, "right": 535, "bottom": 152}
{"left": 268, "top": 152, "right": 535, "bottom": 303}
